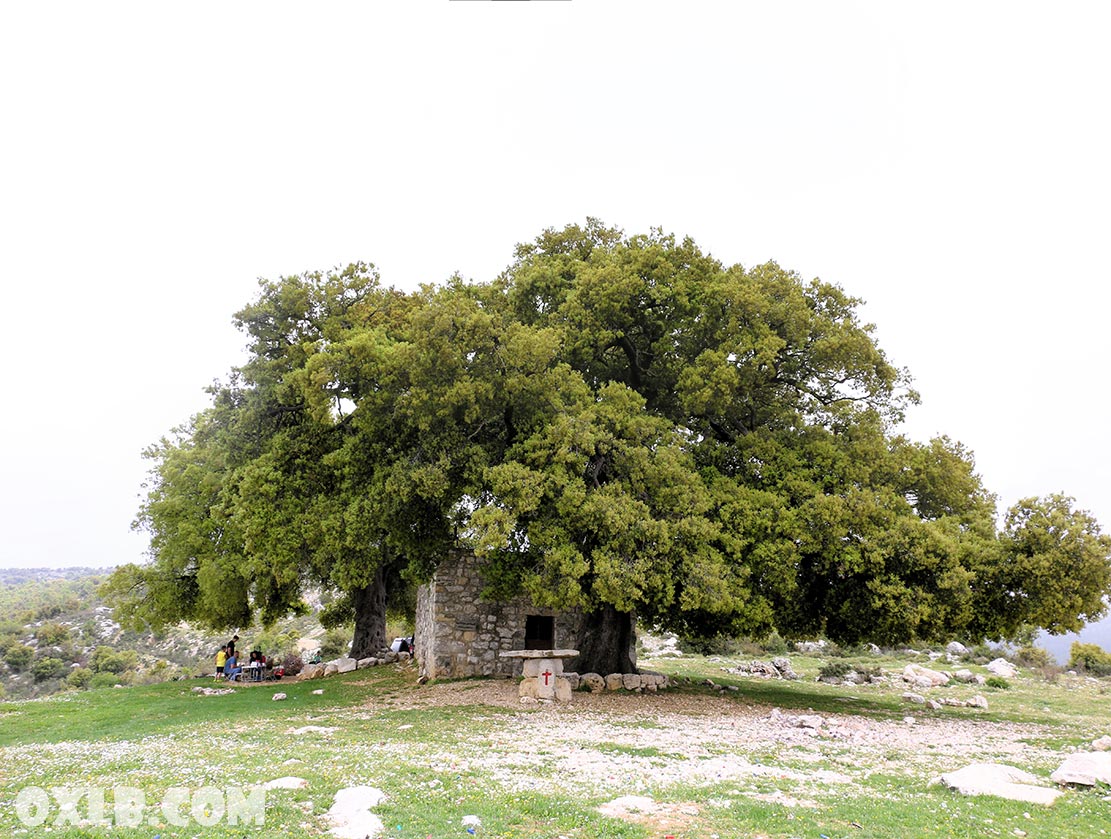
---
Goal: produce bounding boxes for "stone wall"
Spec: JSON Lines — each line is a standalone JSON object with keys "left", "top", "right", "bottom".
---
{"left": 414, "top": 552, "right": 581, "bottom": 680}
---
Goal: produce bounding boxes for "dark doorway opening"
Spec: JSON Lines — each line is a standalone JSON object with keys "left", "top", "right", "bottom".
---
{"left": 524, "top": 615, "right": 555, "bottom": 650}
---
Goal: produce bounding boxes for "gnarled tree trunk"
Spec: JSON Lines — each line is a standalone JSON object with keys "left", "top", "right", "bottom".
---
{"left": 349, "top": 565, "right": 388, "bottom": 660}
{"left": 570, "top": 605, "right": 637, "bottom": 674}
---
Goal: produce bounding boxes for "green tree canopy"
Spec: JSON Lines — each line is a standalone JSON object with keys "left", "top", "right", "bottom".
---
{"left": 106, "top": 222, "right": 1111, "bottom": 671}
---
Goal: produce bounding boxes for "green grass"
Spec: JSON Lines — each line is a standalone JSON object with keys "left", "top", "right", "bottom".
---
{"left": 1, "top": 653, "right": 1109, "bottom": 838}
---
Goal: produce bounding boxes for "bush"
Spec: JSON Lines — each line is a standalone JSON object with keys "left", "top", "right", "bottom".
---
{"left": 90, "top": 646, "right": 138, "bottom": 674}
{"left": 31, "top": 657, "right": 68, "bottom": 682}
{"left": 282, "top": 653, "right": 304, "bottom": 676}
{"left": 3, "top": 643, "right": 34, "bottom": 671}
{"left": 90, "top": 672, "right": 124, "bottom": 689}
{"left": 35, "top": 622, "right": 70, "bottom": 646}
{"left": 67, "top": 667, "right": 93, "bottom": 689}
{"left": 1068, "top": 642, "right": 1111, "bottom": 676}
{"left": 320, "top": 628, "right": 353, "bottom": 660}
{"left": 1014, "top": 646, "right": 1052, "bottom": 669}
{"left": 817, "top": 661, "right": 853, "bottom": 681}
{"left": 985, "top": 676, "right": 1011, "bottom": 690}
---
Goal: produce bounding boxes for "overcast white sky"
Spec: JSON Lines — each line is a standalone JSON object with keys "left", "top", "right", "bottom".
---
{"left": 1, "top": 2, "right": 1109, "bottom": 586}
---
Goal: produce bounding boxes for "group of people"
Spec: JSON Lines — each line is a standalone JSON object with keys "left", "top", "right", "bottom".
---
{"left": 213, "top": 635, "right": 270, "bottom": 682}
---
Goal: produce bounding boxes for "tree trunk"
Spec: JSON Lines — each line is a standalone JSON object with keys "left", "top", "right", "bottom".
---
{"left": 570, "top": 605, "right": 637, "bottom": 674}
{"left": 348, "top": 565, "right": 388, "bottom": 660}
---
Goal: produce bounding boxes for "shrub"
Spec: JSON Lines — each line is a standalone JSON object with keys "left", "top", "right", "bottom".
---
{"left": 31, "top": 657, "right": 68, "bottom": 682}
{"left": 90, "top": 672, "right": 123, "bottom": 689}
{"left": 1014, "top": 646, "right": 1052, "bottom": 669}
{"left": 757, "top": 631, "right": 789, "bottom": 656}
{"left": 3, "top": 643, "right": 34, "bottom": 671}
{"left": 985, "top": 676, "right": 1011, "bottom": 690}
{"left": 35, "top": 622, "right": 71, "bottom": 646}
{"left": 320, "top": 628, "right": 353, "bottom": 660}
{"left": 817, "top": 661, "right": 853, "bottom": 681}
{"left": 1068, "top": 642, "right": 1111, "bottom": 677}
{"left": 67, "top": 667, "right": 93, "bottom": 689}
{"left": 281, "top": 653, "right": 304, "bottom": 676}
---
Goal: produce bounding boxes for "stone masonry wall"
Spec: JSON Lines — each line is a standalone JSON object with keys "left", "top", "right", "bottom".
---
{"left": 415, "top": 552, "right": 580, "bottom": 680}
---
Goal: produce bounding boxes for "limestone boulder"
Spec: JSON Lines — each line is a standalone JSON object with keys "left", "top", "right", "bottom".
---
{"left": 904, "top": 663, "right": 950, "bottom": 686}
{"left": 939, "top": 763, "right": 1062, "bottom": 805}
{"left": 1050, "top": 752, "right": 1111, "bottom": 786}
{"left": 299, "top": 664, "right": 325, "bottom": 680}
{"left": 902, "top": 692, "right": 927, "bottom": 704}
{"left": 622, "top": 673, "right": 643, "bottom": 691}
{"left": 554, "top": 677, "right": 573, "bottom": 702}
{"left": 985, "top": 658, "right": 1018, "bottom": 678}
{"left": 947, "top": 641, "right": 970, "bottom": 656}
{"left": 332, "top": 658, "right": 357, "bottom": 674}
{"left": 1091, "top": 735, "right": 1111, "bottom": 751}
{"left": 580, "top": 673, "right": 605, "bottom": 693}
{"left": 605, "top": 673, "right": 625, "bottom": 691}
{"left": 357, "top": 657, "right": 377, "bottom": 669}
{"left": 323, "top": 663, "right": 339, "bottom": 677}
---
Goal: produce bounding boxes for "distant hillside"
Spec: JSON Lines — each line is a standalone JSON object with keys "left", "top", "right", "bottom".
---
{"left": 0, "top": 567, "right": 335, "bottom": 702}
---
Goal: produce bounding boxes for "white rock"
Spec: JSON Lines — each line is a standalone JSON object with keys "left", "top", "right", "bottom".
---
{"left": 1050, "top": 752, "right": 1111, "bottom": 786}
{"left": 902, "top": 692, "right": 927, "bottom": 704}
{"left": 312, "top": 689, "right": 324, "bottom": 695}
{"left": 325, "top": 786, "right": 387, "bottom": 839}
{"left": 333, "top": 657, "right": 358, "bottom": 674}
{"left": 622, "top": 673, "right": 643, "bottom": 691}
{"left": 986, "top": 658, "right": 1018, "bottom": 678}
{"left": 966, "top": 695, "right": 989, "bottom": 710}
{"left": 272, "top": 692, "right": 288, "bottom": 701}
{"left": 323, "top": 664, "right": 339, "bottom": 677}
{"left": 947, "top": 641, "right": 970, "bottom": 656}
{"left": 605, "top": 673, "right": 625, "bottom": 691}
{"left": 952, "top": 669, "right": 978, "bottom": 683}
{"left": 356, "top": 657, "right": 375, "bottom": 669}
{"left": 939, "top": 764, "right": 1062, "bottom": 805}
{"left": 904, "top": 663, "right": 950, "bottom": 686}
{"left": 597, "top": 795, "right": 658, "bottom": 817}
{"left": 1091, "top": 736, "right": 1111, "bottom": 751}
{"left": 795, "top": 715, "right": 825, "bottom": 730}
{"left": 462, "top": 815, "right": 482, "bottom": 826}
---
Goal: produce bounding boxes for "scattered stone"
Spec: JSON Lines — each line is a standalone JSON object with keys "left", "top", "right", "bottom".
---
{"left": 260, "top": 777, "right": 309, "bottom": 790}
{"left": 519, "top": 696, "right": 538, "bottom": 706}
{"left": 328, "top": 657, "right": 357, "bottom": 674}
{"left": 299, "top": 664, "right": 325, "bottom": 680}
{"left": 554, "top": 677, "right": 573, "bottom": 703}
{"left": 283, "top": 758, "right": 303, "bottom": 765}
{"left": 903, "top": 716, "right": 917, "bottom": 725}
{"left": 927, "top": 700, "right": 942, "bottom": 710}
{"left": 580, "top": 673, "right": 605, "bottom": 693}
{"left": 272, "top": 692, "right": 288, "bottom": 701}
{"left": 606, "top": 673, "right": 625, "bottom": 691}
{"left": 966, "top": 695, "right": 989, "bottom": 710}
{"left": 902, "top": 692, "right": 927, "bottom": 704}
{"left": 1092, "top": 736, "right": 1111, "bottom": 752}
{"left": 795, "top": 640, "right": 825, "bottom": 654}
{"left": 947, "top": 641, "right": 970, "bottom": 656}
{"left": 398, "top": 651, "right": 411, "bottom": 662}
{"left": 312, "top": 689, "right": 324, "bottom": 695}
{"left": 939, "top": 763, "right": 1062, "bottom": 805}
{"left": 461, "top": 815, "right": 481, "bottom": 827}
{"left": 356, "top": 657, "right": 377, "bottom": 669}
{"left": 986, "top": 658, "right": 1018, "bottom": 678}
{"left": 904, "top": 663, "right": 949, "bottom": 687}
{"left": 794, "top": 714, "right": 825, "bottom": 730}
{"left": 1050, "top": 752, "right": 1111, "bottom": 786}
{"left": 324, "top": 786, "right": 386, "bottom": 839}
{"left": 291, "top": 725, "right": 338, "bottom": 735}
{"left": 191, "top": 687, "right": 235, "bottom": 696}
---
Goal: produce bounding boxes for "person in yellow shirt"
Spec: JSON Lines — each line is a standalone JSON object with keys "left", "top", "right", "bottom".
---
{"left": 215, "top": 645, "right": 227, "bottom": 680}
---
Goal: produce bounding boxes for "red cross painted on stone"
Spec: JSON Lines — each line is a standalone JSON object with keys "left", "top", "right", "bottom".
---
{"left": 542, "top": 670, "right": 552, "bottom": 685}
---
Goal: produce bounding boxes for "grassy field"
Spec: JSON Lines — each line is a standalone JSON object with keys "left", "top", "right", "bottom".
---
{"left": 0, "top": 649, "right": 1108, "bottom": 839}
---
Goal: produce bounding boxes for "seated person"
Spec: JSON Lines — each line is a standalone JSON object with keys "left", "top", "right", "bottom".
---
{"left": 225, "top": 653, "right": 242, "bottom": 681}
